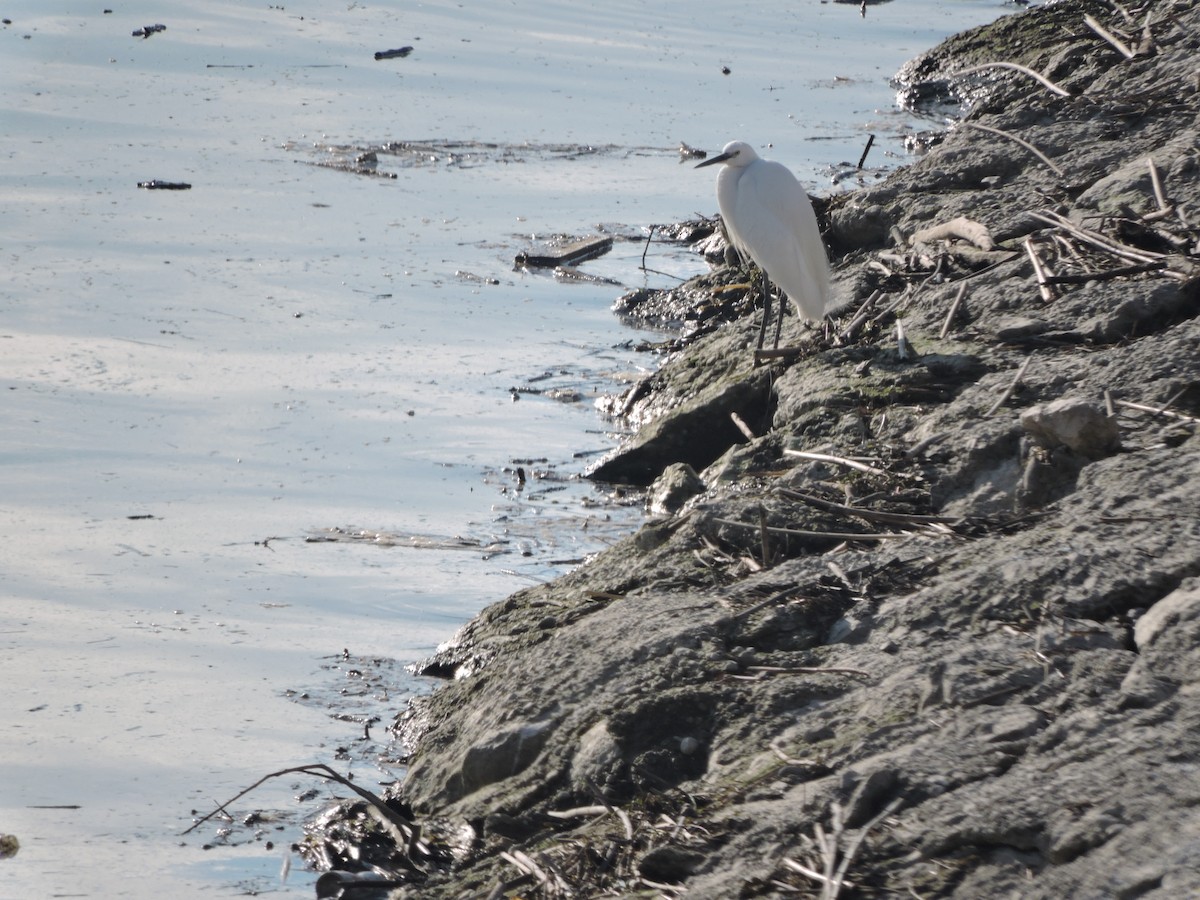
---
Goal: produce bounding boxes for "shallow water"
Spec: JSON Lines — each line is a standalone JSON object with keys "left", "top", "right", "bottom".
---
{"left": 1, "top": 1, "right": 1011, "bottom": 895}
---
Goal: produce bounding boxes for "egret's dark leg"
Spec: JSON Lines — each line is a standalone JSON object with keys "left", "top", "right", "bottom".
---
{"left": 773, "top": 291, "right": 786, "bottom": 349}
{"left": 756, "top": 274, "right": 771, "bottom": 351}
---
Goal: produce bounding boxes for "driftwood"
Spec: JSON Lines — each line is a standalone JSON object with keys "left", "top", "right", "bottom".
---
{"left": 910, "top": 216, "right": 995, "bottom": 251}
{"left": 515, "top": 235, "right": 613, "bottom": 269}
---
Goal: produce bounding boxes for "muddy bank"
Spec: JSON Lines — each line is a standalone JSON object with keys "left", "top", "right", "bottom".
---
{"left": 307, "top": 1, "right": 1200, "bottom": 896}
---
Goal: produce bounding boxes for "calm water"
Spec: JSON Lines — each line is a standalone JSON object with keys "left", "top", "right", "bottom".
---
{"left": 1, "top": 1, "right": 1010, "bottom": 895}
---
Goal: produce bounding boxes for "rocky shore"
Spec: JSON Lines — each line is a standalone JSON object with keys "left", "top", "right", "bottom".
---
{"left": 307, "top": 1, "right": 1200, "bottom": 896}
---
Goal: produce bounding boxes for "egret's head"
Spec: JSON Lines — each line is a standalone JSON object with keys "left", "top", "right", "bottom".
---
{"left": 695, "top": 140, "right": 758, "bottom": 169}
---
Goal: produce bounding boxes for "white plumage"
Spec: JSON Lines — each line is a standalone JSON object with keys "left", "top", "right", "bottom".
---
{"left": 697, "top": 140, "right": 832, "bottom": 322}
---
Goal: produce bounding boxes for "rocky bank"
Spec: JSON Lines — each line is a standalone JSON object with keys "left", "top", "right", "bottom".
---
{"left": 307, "top": 1, "right": 1200, "bottom": 896}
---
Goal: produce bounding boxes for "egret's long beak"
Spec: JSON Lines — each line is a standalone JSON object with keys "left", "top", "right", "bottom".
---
{"left": 695, "top": 151, "right": 733, "bottom": 169}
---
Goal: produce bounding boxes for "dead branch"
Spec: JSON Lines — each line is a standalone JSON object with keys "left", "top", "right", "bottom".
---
{"left": 783, "top": 857, "right": 856, "bottom": 890}
{"left": 827, "top": 797, "right": 904, "bottom": 898}
{"left": 1041, "top": 260, "right": 1167, "bottom": 284}
{"left": 1030, "top": 209, "right": 1161, "bottom": 262}
{"left": 182, "top": 762, "right": 424, "bottom": 862}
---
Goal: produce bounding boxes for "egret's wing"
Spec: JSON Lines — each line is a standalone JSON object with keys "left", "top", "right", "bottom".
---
{"left": 730, "top": 160, "right": 832, "bottom": 320}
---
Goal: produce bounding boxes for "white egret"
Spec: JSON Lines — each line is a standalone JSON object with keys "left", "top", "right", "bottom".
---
{"left": 696, "top": 141, "right": 832, "bottom": 349}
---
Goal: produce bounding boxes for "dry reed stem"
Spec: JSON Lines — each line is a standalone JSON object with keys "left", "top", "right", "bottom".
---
{"left": 713, "top": 517, "right": 914, "bottom": 543}
{"left": 1115, "top": 399, "right": 1200, "bottom": 424}
{"left": 779, "top": 488, "right": 961, "bottom": 527}
{"left": 828, "top": 797, "right": 904, "bottom": 897}
{"left": 1148, "top": 156, "right": 1169, "bottom": 211}
{"left": 837, "top": 289, "right": 882, "bottom": 344}
{"left": 783, "top": 449, "right": 888, "bottom": 475}
{"left": 960, "top": 122, "right": 1065, "bottom": 178}
{"left": 1084, "top": 13, "right": 1137, "bottom": 58}
{"left": 986, "top": 354, "right": 1034, "bottom": 416}
{"left": 940, "top": 282, "right": 969, "bottom": 339}
{"left": 183, "top": 763, "right": 420, "bottom": 856}
{"left": 731, "top": 411, "right": 757, "bottom": 441}
{"left": 745, "top": 665, "right": 871, "bottom": 678}
{"left": 771, "top": 743, "right": 823, "bottom": 767}
{"left": 954, "top": 61, "right": 1072, "bottom": 97}
{"left": 1024, "top": 238, "right": 1057, "bottom": 302}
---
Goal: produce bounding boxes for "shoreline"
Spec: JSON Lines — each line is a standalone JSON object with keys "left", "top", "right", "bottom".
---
{"left": 307, "top": 1, "right": 1200, "bottom": 895}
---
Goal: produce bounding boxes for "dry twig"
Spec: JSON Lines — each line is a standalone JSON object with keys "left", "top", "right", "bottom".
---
{"left": 1024, "top": 238, "right": 1056, "bottom": 302}
{"left": 713, "top": 517, "right": 913, "bottom": 543}
{"left": 953, "top": 61, "right": 1072, "bottom": 97}
{"left": 960, "top": 122, "right": 1065, "bottom": 178}
{"left": 779, "top": 489, "right": 959, "bottom": 530}
{"left": 743, "top": 665, "right": 871, "bottom": 679}
{"left": 1115, "top": 398, "right": 1200, "bottom": 424}
{"left": 1147, "top": 156, "right": 1169, "bottom": 211}
{"left": 783, "top": 449, "right": 888, "bottom": 476}
{"left": 940, "top": 282, "right": 969, "bottom": 339}
{"left": 731, "top": 411, "right": 757, "bottom": 441}
{"left": 1084, "top": 13, "right": 1136, "bottom": 58}
{"left": 985, "top": 354, "right": 1035, "bottom": 416}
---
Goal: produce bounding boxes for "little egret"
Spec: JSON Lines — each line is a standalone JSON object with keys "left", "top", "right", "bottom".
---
{"left": 696, "top": 141, "right": 832, "bottom": 349}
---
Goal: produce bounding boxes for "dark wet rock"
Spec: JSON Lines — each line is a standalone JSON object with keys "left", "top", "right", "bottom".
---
{"left": 588, "top": 366, "right": 773, "bottom": 485}
{"left": 308, "top": 1, "right": 1200, "bottom": 896}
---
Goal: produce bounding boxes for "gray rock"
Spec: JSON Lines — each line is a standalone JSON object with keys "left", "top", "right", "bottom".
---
{"left": 1020, "top": 397, "right": 1120, "bottom": 458}
{"left": 458, "top": 719, "right": 554, "bottom": 795}
{"left": 647, "top": 462, "right": 705, "bottom": 514}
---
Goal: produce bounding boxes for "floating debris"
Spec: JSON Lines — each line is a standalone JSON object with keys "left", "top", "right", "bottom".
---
{"left": 374, "top": 46, "right": 414, "bottom": 60}
{"left": 553, "top": 265, "right": 620, "bottom": 285}
{"left": 137, "top": 180, "right": 191, "bottom": 190}
{"left": 514, "top": 235, "right": 613, "bottom": 269}
{"left": 132, "top": 23, "right": 166, "bottom": 38}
